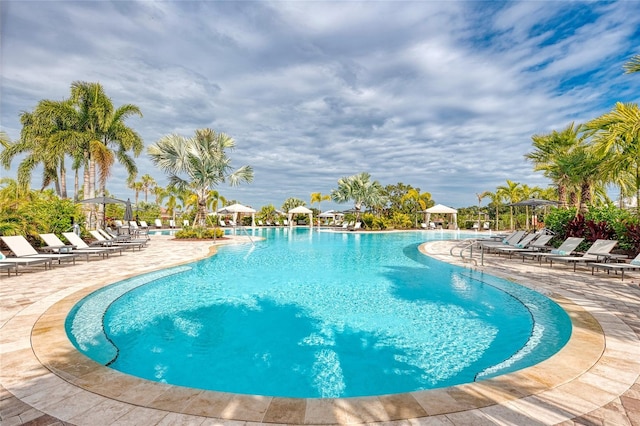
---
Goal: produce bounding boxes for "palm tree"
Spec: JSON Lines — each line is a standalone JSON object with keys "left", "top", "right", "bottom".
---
{"left": 148, "top": 128, "right": 253, "bottom": 226}
{"left": 69, "top": 81, "right": 143, "bottom": 202}
{"left": 129, "top": 181, "right": 144, "bottom": 205}
{"left": 584, "top": 102, "right": 640, "bottom": 218}
{"left": 140, "top": 174, "right": 156, "bottom": 203}
{"left": 153, "top": 185, "right": 168, "bottom": 206}
{"left": 624, "top": 54, "right": 640, "bottom": 74}
{"left": 331, "top": 172, "right": 385, "bottom": 221}
{"left": 0, "top": 131, "right": 9, "bottom": 149}
{"left": 483, "top": 191, "right": 504, "bottom": 230}
{"left": 496, "top": 180, "right": 521, "bottom": 230}
{"left": 475, "top": 191, "right": 491, "bottom": 229}
{"left": 525, "top": 123, "right": 582, "bottom": 208}
{"left": 310, "top": 192, "right": 331, "bottom": 212}
{"left": 401, "top": 188, "right": 433, "bottom": 227}
{"left": 0, "top": 99, "right": 79, "bottom": 198}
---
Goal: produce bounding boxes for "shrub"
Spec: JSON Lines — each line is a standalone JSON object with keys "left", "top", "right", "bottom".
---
{"left": 390, "top": 212, "right": 412, "bottom": 229}
{"left": 174, "top": 227, "right": 224, "bottom": 239}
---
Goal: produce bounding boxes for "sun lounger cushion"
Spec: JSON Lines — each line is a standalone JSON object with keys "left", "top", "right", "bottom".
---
{"left": 631, "top": 259, "right": 640, "bottom": 266}
{"left": 551, "top": 249, "right": 568, "bottom": 255}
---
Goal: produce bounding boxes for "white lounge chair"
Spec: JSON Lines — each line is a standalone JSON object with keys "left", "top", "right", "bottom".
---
{"left": 591, "top": 252, "right": 640, "bottom": 281}
{"left": 0, "top": 260, "right": 18, "bottom": 276}
{"left": 0, "top": 250, "right": 44, "bottom": 274}
{"left": 492, "top": 234, "right": 554, "bottom": 257}
{"left": 39, "top": 233, "right": 111, "bottom": 260}
{"left": 62, "top": 232, "right": 125, "bottom": 256}
{"left": 155, "top": 219, "right": 163, "bottom": 228}
{"left": 183, "top": 219, "right": 189, "bottom": 227}
{"left": 519, "top": 237, "right": 585, "bottom": 264}
{"left": 548, "top": 239, "right": 618, "bottom": 271}
{"left": 1, "top": 235, "right": 77, "bottom": 266}
{"left": 169, "top": 219, "right": 176, "bottom": 228}
{"left": 90, "top": 230, "right": 145, "bottom": 251}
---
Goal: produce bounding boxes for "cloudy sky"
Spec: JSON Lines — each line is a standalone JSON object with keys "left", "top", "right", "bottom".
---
{"left": 1, "top": 1, "right": 639, "bottom": 211}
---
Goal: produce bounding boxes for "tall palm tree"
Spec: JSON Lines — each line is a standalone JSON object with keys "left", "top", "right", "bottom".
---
{"left": 310, "top": 192, "right": 331, "bottom": 212}
{"left": 140, "top": 174, "right": 156, "bottom": 203}
{"left": 70, "top": 81, "right": 143, "bottom": 200}
{"left": 129, "top": 181, "right": 144, "bottom": 205}
{"left": 525, "top": 123, "right": 582, "bottom": 208}
{"left": 623, "top": 54, "right": 640, "bottom": 74}
{"left": 148, "top": 128, "right": 253, "bottom": 226}
{"left": 331, "top": 172, "right": 385, "bottom": 221}
{"left": 483, "top": 191, "right": 505, "bottom": 230}
{"left": 584, "top": 102, "right": 640, "bottom": 217}
{"left": 496, "top": 180, "right": 521, "bottom": 230}
{"left": 475, "top": 191, "right": 491, "bottom": 229}
{"left": 153, "top": 185, "right": 168, "bottom": 206}
{"left": 0, "top": 99, "right": 80, "bottom": 198}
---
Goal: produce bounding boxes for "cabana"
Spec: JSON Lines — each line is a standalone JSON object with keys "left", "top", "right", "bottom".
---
{"left": 216, "top": 203, "right": 256, "bottom": 226}
{"left": 288, "top": 206, "right": 313, "bottom": 228}
{"left": 424, "top": 204, "right": 458, "bottom": 229}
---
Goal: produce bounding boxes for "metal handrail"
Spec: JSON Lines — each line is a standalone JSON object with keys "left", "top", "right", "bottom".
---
{"left": 449, "top": 239, "right": 478, "bottom": 266}
{"left": 234, "top": 224, "right": 255, "bottom": 245}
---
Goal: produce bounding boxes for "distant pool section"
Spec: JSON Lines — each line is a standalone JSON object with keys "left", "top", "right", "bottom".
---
{"left": 66, "top": 229, "right": 572, "bottom": 398}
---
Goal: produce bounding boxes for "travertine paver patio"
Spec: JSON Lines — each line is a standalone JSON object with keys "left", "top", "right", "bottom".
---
{"left": 1, "top": 232, "right": 639, "bottom": 425}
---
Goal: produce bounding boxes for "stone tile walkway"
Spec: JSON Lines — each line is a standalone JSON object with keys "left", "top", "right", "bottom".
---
{"left": 1, "top": 233, "right": 639, "bottom": 425}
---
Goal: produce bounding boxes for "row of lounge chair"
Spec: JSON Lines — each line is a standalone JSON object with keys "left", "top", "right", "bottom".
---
{"left": 0, "top": 229, "right": 149, "bottom": 277}
{"left": 476, "top": 230, "right": 640, "bottom": 280}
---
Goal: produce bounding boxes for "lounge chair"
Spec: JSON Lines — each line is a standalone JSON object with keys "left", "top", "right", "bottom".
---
{"left": 0, "top": 261, "right": 18, "bottom": 276}
{"left": 478, "top": 230, "right": 526, "bottom": 251}
{"left": 169, "top": 220, "right": 176, "bottom": 228}
{"left": 1, "top": 235, "right": 78, "bottom": 266}
{"left": 492, "top": 234, "right": 554, "bottom": 257}
{"left": 183, "top": 219, "right": 189, "bottom": 227}
{"left": 349, "top": 222, "right": 362, "bottom": 231}
{"left": 128, "top": 221, "right": 149, "bottom": 239}
{"left": 62, "top": 232, "right": 125, "bottom": 256}
{"left": 591, "top": 253, "right": 640, "bottom": 281}
{"left": 519, "top": 237, "right": 585, "bottom": 264}
{"left": 548, "top": 239, "right": 618, "bottom": 271}
{"left": 92, "top": 230, "right": 146, "bottom": 250}
{"left": 155, "top": 219, "right": 163, "bottom": 228}
{"left": 39, "top": 233, "right": 111, "bottom": 260}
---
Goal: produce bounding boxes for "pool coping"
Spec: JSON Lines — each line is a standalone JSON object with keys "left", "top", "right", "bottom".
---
{"left": 2, "top": 234, "right": 640, "bottom": 424}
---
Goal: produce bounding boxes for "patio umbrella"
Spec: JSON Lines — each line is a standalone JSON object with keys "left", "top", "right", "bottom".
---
{"left": 509, "top": 199, "right": 558, "bottom": 207}
{"left": 78, "top": 196, "right": 126, "bottom": 229}
{"left": 123, "top": 199, "right": 134, "bottom": 222}
{"left": 509, "top": 199, "right": 557, "bottom": 230}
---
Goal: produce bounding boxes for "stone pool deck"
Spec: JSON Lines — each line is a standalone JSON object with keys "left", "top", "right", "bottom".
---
{"left": 1, "top": 233, "right": 639, "bottom": 425}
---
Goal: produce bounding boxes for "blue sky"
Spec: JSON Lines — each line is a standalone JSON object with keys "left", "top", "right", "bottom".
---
{"left": 1, "top": 1, "right": 639, "bottom": 211}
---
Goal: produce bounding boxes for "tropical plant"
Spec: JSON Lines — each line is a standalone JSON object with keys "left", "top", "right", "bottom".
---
{"left": 129, "top": 180, "right": 144, "bottom": 204}
{"left": 401, "top": 188, "right": 433, "bottom": 227}
{"left": 496, "top": 180, "right": 521, "bottom": 230}
{"left": 526, "top": 122, "right": 582, "bottom": 208}
{"left": 148, "top": 128, "right": 253, "bottom": 226}
{"left": 310, "top": 192, "right": 331, "bottom": 212}
{"left": 140, "top": 174, "right": 156, "bottom": 203}
{"left": 583, "top": 102, "right": 640, "bottom": 219}
{"left": 623, "top": 54, "right": 640, "bottom": 74}
{"left": 282, "top": 197, "right": 306, "bottom": 213}
{"left": 331, "top": 172, "right": 385, "bottom": 221}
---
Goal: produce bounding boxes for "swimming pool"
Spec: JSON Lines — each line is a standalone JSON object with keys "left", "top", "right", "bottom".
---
{"left": 66, "top": 228, "right": 571, "bottom": 398}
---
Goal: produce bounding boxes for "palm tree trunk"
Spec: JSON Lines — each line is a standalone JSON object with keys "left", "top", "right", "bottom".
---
{"left": 580, "top": 182, "right": 591, "bottom": 214}
{"left": 59, "top": 160, "right": 67, "bottom": 199}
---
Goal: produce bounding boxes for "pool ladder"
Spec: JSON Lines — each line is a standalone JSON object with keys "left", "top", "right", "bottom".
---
{"left": 449, "top": 239, "right": 480, "bottom": 266}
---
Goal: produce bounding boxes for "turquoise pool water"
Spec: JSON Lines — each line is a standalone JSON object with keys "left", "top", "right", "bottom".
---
{"left": 66, "top": 228, "right": 571, "bottom": 398}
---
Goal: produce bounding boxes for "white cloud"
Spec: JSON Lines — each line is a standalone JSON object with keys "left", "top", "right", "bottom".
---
{"left": 1, "top": 0, "right": 639, "bottom": 209}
